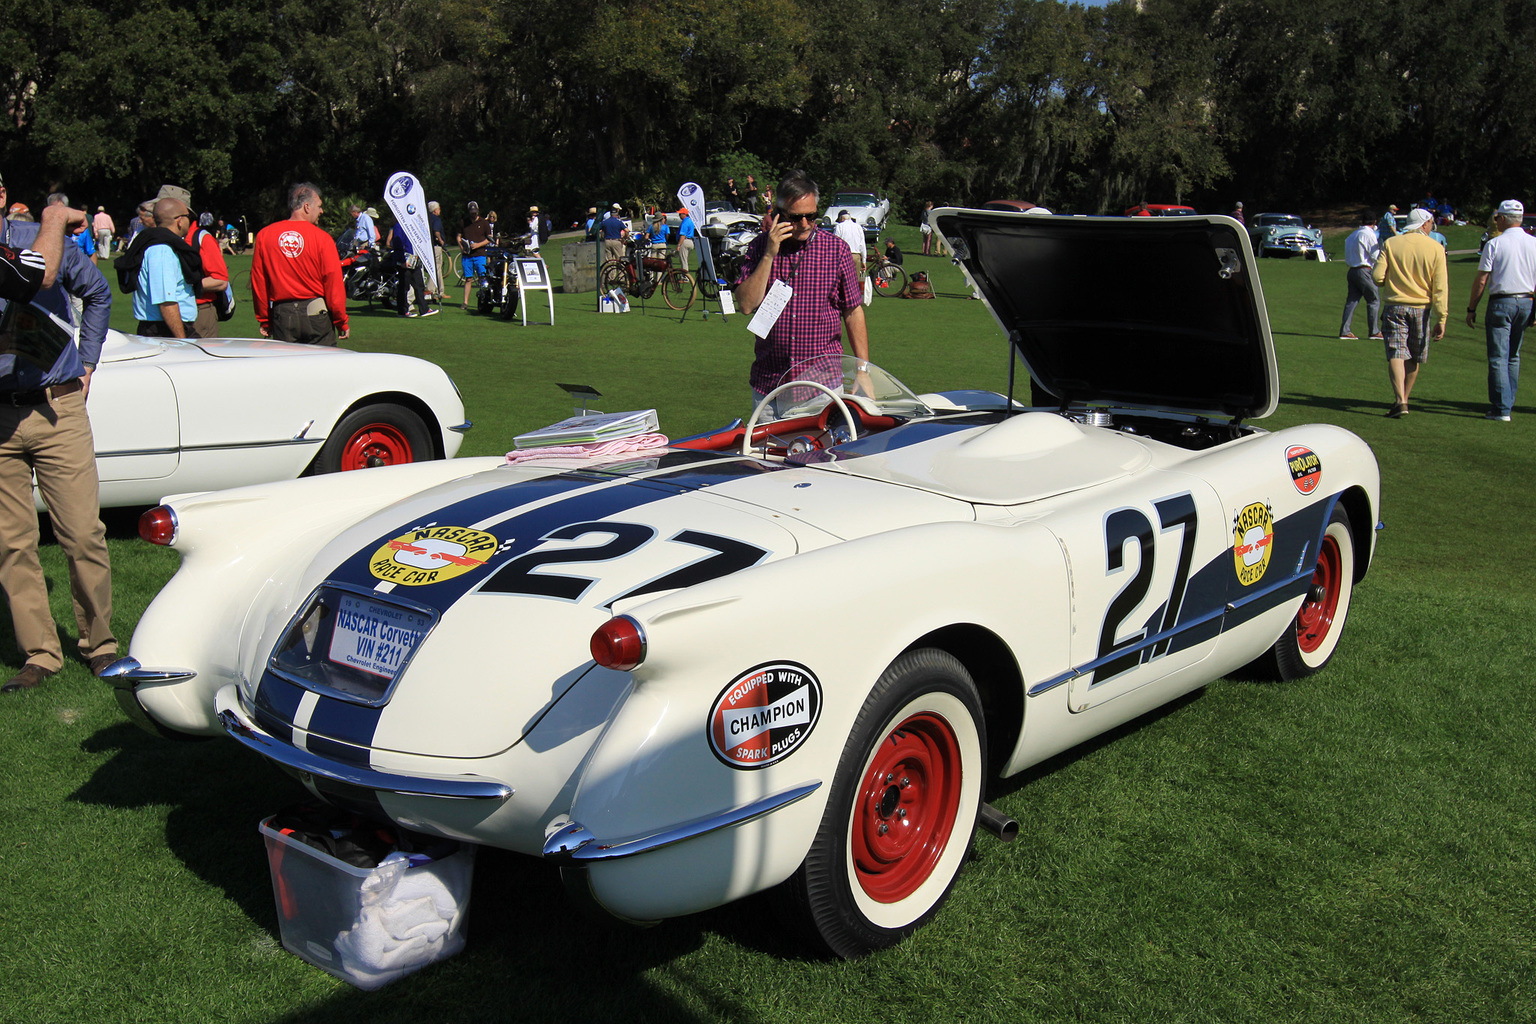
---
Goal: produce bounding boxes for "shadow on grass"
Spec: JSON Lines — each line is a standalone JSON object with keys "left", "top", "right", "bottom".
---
{"left": 69, "top": 721, "right": 771, "bottom": 1023}
{"left": 984, "top": 687, "right": 1208, "bottom": 808}
{"left": 1282, "top": 390, "right": 1495, "bottom": 419}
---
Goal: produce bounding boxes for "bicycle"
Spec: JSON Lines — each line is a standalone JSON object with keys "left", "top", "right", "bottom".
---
{"left": 600, "top": 239, "right": 695, "bottom": 310}
{"left": 864, "top": 248, "right": 908, "bottom": 298}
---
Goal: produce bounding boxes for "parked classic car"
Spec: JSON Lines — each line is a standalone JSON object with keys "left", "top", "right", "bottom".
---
{"left": 1126, "top": 204, "right": 1198, "bottom": 216}
{"left": 85, "top": 329, "right": 468, "bottom": 508}
{"left": 107, "top": 210, "right": 1378, "bottom": 958}
{"left": 1249, "top": 213, "right": 1325, "bottom": 258}
{"left": 821, "top": 192, "right": 891, "bottom": 240}
{"left": 701, "top": 200, "right": 760, "bottom": 233}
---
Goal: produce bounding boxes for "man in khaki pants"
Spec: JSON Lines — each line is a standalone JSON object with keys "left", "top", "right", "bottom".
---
{"left": 0, "top": 179, "right": 116, "bottom": 693}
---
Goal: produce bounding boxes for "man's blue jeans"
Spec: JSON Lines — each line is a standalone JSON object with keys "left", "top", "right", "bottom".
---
{"left": 1485, "top": 295, "right": 1531, "bottom": 417}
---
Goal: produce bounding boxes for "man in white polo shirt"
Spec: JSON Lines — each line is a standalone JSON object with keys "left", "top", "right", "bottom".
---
{"left": 1466, "top": 199, "right": 1536, "bottom": 421}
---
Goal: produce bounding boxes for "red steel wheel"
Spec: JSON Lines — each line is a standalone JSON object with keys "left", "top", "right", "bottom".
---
{"left": 851, "top": 711, "right": 963, "bottom": 903}
{"left": 339, "top": 421, "right": 413, "bottom": 470}
{"left": 776, "top": 648, "right": 984, "bottom": 957}
{"left": 1268, "top": 503, "right": 1356, "bottom": 679}
{"left": 313, "top": 403, "right": 434, "bottom": 475}
{"left": 1296, "top": 532, "right": 1343, "bottom": 655}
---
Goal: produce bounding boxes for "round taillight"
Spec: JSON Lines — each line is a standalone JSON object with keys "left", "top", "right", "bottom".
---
{"left": 139, "top": 505, "right": 178, "bottom": 546}
{"left": 590, "top": 615, "right": 646, "bottom": 671}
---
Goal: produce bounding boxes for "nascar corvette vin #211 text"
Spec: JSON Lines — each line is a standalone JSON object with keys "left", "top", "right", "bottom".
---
{"left": 108, "top": 209, "right": 1379, "bottom": 958}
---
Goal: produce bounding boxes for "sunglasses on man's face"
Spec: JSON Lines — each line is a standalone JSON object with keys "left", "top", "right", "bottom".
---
{"left": 776, "top": 209, "right": 818, "bottom": 224}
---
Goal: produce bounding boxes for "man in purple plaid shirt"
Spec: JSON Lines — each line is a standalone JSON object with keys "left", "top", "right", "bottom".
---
{"left": 735, "top": 171, "right": 871, "bottom": 414}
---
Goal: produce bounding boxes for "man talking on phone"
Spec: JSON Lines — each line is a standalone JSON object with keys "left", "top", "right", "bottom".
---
{"left": 734, "top": 170, "right": 871, "bottom": 417}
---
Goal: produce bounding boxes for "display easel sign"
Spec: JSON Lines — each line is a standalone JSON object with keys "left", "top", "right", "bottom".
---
{"left": 515, "top": 257, "right": 554, "bottom": 326}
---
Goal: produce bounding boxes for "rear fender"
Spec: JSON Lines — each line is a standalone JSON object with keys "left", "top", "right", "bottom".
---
{"left": 562, "top": 519, "right": 1069, "bottom": 921}
{"left": 124, "top": 458, "right": 504, "bottom": 736}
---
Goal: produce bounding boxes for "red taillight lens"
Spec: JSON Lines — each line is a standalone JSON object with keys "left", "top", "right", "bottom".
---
{"left": 590, "top": 615, "right": 646, "bottom": 671}
{"left": 139, "top": 505, "right": 178, "bottom": 546}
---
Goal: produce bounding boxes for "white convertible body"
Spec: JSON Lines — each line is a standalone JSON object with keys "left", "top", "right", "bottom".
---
{"left": 80, "top": 330, "right": 469, "bottom": 508}
{"left": 110, "top": 211, "right": 1379, "bottom": 957}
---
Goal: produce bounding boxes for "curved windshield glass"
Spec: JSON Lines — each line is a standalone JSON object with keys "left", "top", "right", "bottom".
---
{"left": 770, "top": 354, "right": 932, "bottom": 419}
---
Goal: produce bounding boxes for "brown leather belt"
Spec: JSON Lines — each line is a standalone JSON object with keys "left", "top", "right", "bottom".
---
{"left": 0, "top": 378, "right": 83, "bottom": 406}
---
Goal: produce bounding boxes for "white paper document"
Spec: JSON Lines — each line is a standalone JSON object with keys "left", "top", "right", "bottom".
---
{"left": 747, "top": 279, "right": 792, "bottom": 338}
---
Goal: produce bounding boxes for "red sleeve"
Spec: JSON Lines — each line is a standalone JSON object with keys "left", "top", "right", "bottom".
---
{"left": 250, "top": 230, "right": 270, "bottom": 326}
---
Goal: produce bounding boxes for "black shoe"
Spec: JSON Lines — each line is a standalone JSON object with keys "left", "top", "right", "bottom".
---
{"left": 2, "top": 664, "right": 55, "bottom": 693}
{"left": 1385, "top": 403, "right": 1405, "bottom": 418}
{"left": 88, "top": 654, "right": 119, "bottom": 676}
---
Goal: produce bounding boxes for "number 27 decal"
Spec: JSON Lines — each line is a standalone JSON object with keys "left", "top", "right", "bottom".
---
{"left": 483, "top": 522, "right": 767, "bottom": 604}
{"left": 1092, "top": 493, "right": 1198, "bottom": 687}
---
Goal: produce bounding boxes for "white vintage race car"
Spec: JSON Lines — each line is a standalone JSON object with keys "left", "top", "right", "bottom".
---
{"left": 821, "top": 192, "right": 891, "bottom": 241}
{"left": 83, "top": 330, "right": 469, "bottom": 507}
{"left": 106, "top": 210, "right": 1379, "bottom": 958}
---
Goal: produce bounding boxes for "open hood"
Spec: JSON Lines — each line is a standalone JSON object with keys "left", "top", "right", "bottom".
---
{"left": 931, "top": 208, "right": 1278, "bottom": 421}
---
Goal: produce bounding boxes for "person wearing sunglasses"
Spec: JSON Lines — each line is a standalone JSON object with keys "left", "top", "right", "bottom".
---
{"left": 734, "top": 170, "right": 871, "bottom": 415}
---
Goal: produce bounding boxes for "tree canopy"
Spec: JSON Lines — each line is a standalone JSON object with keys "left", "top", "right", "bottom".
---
{"left": 2, "top": 0, "right": 1530, "bottom": 228}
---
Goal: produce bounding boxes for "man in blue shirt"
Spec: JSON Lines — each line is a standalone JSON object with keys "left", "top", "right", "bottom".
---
{"left": 676, "top": 208, "right": 696, "bottom": 272}
{"left": 0, "top": 172, "right": 117, "bottom": 693}
{"left": 601, "top": 204, "right": 628, "bottom": 264}
{"left": 350, "top": 205, "right": 376, "bottom": 248}
{"left": 131, "top": 199, "right": 199, "bottom": 337}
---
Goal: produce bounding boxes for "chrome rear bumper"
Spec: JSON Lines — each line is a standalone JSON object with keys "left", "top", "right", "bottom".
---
{"left": 215, "top": 685, "right": 512, "bottom": 801}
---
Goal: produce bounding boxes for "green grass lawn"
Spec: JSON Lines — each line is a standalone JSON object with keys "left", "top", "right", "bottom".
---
{"left": 1, "top": 224, "right": 1531, "bottom": 1023}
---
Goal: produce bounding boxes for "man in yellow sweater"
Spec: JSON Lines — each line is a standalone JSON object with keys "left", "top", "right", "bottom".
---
{"left": 1372, "top": 207, "right": 1448, "bottom": 417}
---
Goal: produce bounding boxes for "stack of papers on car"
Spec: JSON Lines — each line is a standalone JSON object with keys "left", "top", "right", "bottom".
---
{"left": 513, "top": 409, "right": 659, "bottom": 449}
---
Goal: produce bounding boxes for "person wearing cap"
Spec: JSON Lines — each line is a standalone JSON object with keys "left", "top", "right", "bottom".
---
{"left": 92, "top": 206, "right": 114, "bottom": 255}
{"left": 528, "top": 204, "right": 546, "bottom": 251}
{"left": 250, "top": 182, "right": 348, "bottom": 344}
{"left": 1378, "top": 205, "right": 1400, "bottom": 243}
{"left": 154, "top": 184, "right": 231, "bottom": 338}
{"left": 1372, "top": 206, "right": 1448, "bottom": 418}
{"left": 124, "top": 198, "right": 202, "bottom": 338}
{"left": 1231, "top": 201, "right": 1245, "bottom": 225}
{"left": 0, "top": 173, "right": 118, "bottom": 693}
{"left": 675, "top": 206, "right": 695, "bottom": 272}
{"left": 457, "top": 201, "right": 492, "bottom": 310}
{"left": 584, "top": 207, "right": 599, "bottom": 242}
{"left": 600, "top": 203, "right": 628, "bottom": 264}
{"left": 1339, "top": 209, "right": 1383, "bottom": 341}
{"left": 1465, "top": 199, "right": 1536, "bottom": 421}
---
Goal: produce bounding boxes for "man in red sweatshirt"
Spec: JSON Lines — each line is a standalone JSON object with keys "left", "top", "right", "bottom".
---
{"left": 250, "top": 182, "right": 348, "bottom": 345}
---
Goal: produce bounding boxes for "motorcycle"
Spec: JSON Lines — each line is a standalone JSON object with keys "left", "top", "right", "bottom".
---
{"left": 338, "top": 237, "right": 400, "bottom": 309}
{"left": 475, "top": 234, "right": 532, "bottom": 319}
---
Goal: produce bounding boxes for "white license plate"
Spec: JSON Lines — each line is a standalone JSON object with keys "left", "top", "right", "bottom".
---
{"left": 327, "top": 594, "right": 432, "bottom": 678}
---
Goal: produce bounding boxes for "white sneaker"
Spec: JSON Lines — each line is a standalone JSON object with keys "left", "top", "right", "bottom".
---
{"left": 1485, "top": 412, "right": 1511, "bottom": 421}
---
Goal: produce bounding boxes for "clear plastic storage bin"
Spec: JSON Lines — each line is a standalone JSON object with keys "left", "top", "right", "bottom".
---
{"left": 260, "top": 816, "right": 475, "bottom": 990}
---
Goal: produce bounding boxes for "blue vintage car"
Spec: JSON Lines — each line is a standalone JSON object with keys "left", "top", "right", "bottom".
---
{"left": 1249, "top": 213, "right": 1325, "bottom": 258}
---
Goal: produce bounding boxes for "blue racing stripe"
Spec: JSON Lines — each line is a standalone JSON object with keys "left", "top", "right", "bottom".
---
{"left": 254, "top": 452, "right": 771, "bottom": 754}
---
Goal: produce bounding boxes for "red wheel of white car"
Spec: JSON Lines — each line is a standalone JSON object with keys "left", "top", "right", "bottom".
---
{"left": 779, "top": 648, "right": 984, "bottom": 957}
{"left": 1270, "top": 504, "right": 1355, "bottom": 679}
{"left": 314, "top": 403, "right": 434, "bottom": 474}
